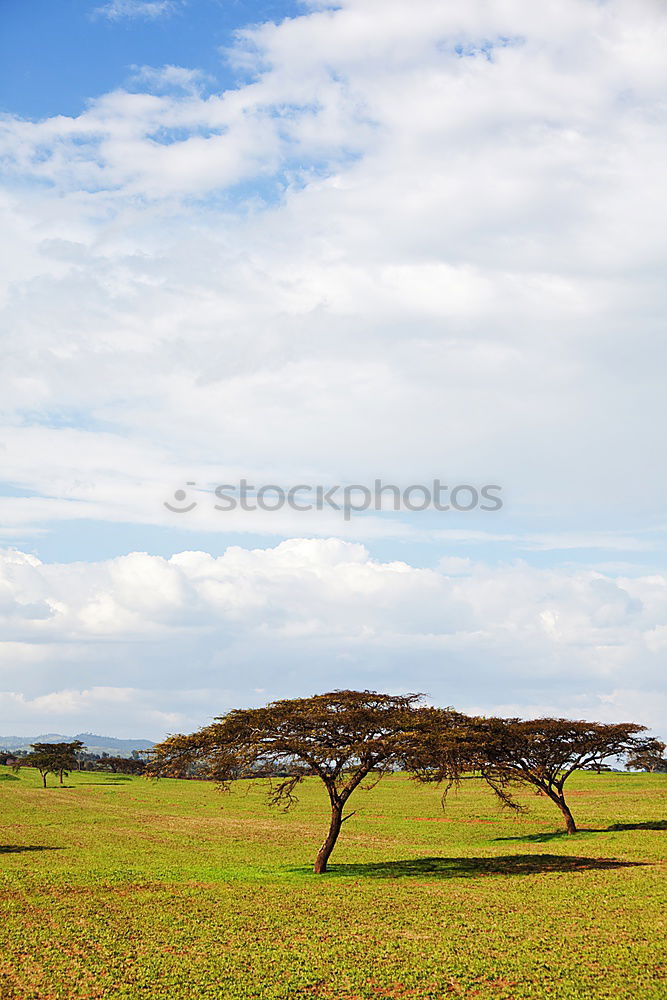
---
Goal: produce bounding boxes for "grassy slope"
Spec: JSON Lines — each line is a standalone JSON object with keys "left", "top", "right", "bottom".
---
{"left": 1, "top": 766, "right": 665, "bottom": 1000}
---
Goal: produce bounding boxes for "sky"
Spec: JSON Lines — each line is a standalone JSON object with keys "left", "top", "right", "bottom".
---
{"left": 1, "top": 0, "right": 666, "bottom": 741}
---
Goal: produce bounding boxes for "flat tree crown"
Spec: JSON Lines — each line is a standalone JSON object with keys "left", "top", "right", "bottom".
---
{"left": 147, "top": 690, "right": 447, "bottom": 786}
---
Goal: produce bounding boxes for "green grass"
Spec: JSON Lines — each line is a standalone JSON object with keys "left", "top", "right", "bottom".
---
{"left": 1, "top": 766, "right": 665, "bottom": 999}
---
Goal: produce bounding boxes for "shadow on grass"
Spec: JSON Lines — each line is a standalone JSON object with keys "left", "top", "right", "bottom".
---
{"left": 81, "top": 777, "right": 133, "bottom": 785}
{"left": 607, "top": 820, "right": 667, "bottom": 832}
{"left": 0, "top": 845, "right": 62, "bottom": 854}
{"left": 291, "top": 855, "right": 648, "bottom": 879}
{"left": 495, "top": 820, "right": 667, "bottom": 842}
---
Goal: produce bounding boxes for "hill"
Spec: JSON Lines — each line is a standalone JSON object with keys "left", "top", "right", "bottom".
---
{"left": 0, "top": 732, "right": 154, "bottom": 757}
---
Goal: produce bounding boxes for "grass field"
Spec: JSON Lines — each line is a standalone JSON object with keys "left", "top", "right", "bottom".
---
{"left": 1, "top": 765, "right": 665, "bottom": 999}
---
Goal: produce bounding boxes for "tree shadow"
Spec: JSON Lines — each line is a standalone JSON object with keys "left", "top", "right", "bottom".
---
{"left": 494, "top": 830, "right": 595, "bottom": 843}
{"left": 495, "top": 819, "right": 667, "bottom": 842}
{"left": 292, "top": 855, "right": 648, "bottom": 879}
{"left": 82, "top": 778, "right": 133, "bottom": 785}
{"left": 607, "top": 820, "right": 667, "bottom": 832}
{"left": 0, "top": 845, "right": 62, "bottom": 854}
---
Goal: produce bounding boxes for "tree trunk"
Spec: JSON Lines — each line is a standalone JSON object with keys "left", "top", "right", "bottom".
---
{"left": 59, "top": 769, "right": 64, "bottom": 785}
{"left": 313, "top": 800, "right": 343, "bottom": 874}
{"left": 42, "top": 772, "right": 47, "bottom": 788}
{"left": 553, "top": 793, "right": 577, "bottom": 834}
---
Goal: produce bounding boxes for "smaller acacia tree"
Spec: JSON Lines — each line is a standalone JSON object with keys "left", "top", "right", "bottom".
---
{"left": 147, "top": 690, "right": 461, "bottom": 873}
{"left": 23, "top": 741, "right": 85, "bottom": 788}
{"left": 625, "top": 748, "right": 667, "bottom": 773}
{"left": 453, "top": 718, "right": 664, "bottom": 834}
{"left": 99, "top": 755, "right": 146, "bottom": 775}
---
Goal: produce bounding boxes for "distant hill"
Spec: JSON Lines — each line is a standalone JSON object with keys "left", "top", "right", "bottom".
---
{"left": 0, "top": 732, "right": 154, "bottom": 758}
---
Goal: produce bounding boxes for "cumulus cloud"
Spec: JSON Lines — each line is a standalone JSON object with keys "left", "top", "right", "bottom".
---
{"left": 0, "top": 0, "right": 666, "bottom": 556}
{"left": 0, "top": 540, "right": 665, "bottom": 739}
{"left": 1, "top": 1, "right": 666, "bottom": 732}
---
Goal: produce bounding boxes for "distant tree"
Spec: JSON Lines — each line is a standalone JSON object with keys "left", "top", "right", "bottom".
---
{"left": 625, "top": 750, "right": 667, "bottom": 774}
{"left": 414, "top": 717, "right": 665, "bottom": 835}
{"left": 75, "top": 750, "right": 102, "bottom": 771}
{"left": 147, "top": 690, "right": 461, "bottom": 873}
{"left": 22, "top": 741, "right": 85, "bottom": 788}
{"left": 99, "top": 755, "right": 145, "bottom": 775}
{"left": 98, "top": 755, "right": 120, "bottom": 773}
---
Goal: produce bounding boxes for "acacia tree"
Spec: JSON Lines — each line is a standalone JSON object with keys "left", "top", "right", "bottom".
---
{"left": 147, "top": 690, "right": 460, "bottom": 873}
{"left": 98, "top": 755, "right": 146, "bottom": 775}
{"left": 625, "top": 749, "right": 667, "bottom": 774}
{"left": 23, "top": 741, "right": 85, "bottom": 787}
{"left": 416, "top": 717, "right": 665, "bottom": 835}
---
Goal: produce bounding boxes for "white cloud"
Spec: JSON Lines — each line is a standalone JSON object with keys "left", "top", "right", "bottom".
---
{"left": 0, "top": 540, "right": 665, "bottom": 739}
{"left": 93, "top": 0, "right": 183, "bottom": 21}
{"left": 129, "top": 65, "right": 210, "bottom": 95}
{"left": 1, "top": 1, "right": 666, "bottom": 733}
{"left": 0, "top": 686, "right": 211, "bottom": 737}
{"left": 0, "top": 0, "right": 665, "bottom": 549}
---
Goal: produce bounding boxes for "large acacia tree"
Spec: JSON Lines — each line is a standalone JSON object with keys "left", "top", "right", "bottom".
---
{"left": 147, "top": 690, "right": 462, "bottom": 872}
{"left": 412, "top": 716, "right": 665, "bottom": 834}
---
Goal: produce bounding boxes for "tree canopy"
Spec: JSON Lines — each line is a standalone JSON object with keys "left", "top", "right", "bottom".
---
{"left": 148, "top": 693, "right": 665, "bottom": 865}
{"left": 624, "top": 748, "right": 667, "bottom": 774}
{"left": 23, "top": 741, "right": 85, "bottom": 788}
{"left": 147, "top": 690, "right": 462, "bottom": 872}
{"left": 98, "top": 755, "right": 146, "bottom": 775}
{"left": 411, "top": 716, "right": 665, "bottom": 834}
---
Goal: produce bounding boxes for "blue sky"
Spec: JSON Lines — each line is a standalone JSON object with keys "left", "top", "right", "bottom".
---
{"left": 1, "top": 0, "right": 666, "bottom": 739}
{"left": 0, "top": 0, "right": 301, "bottom": 120}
